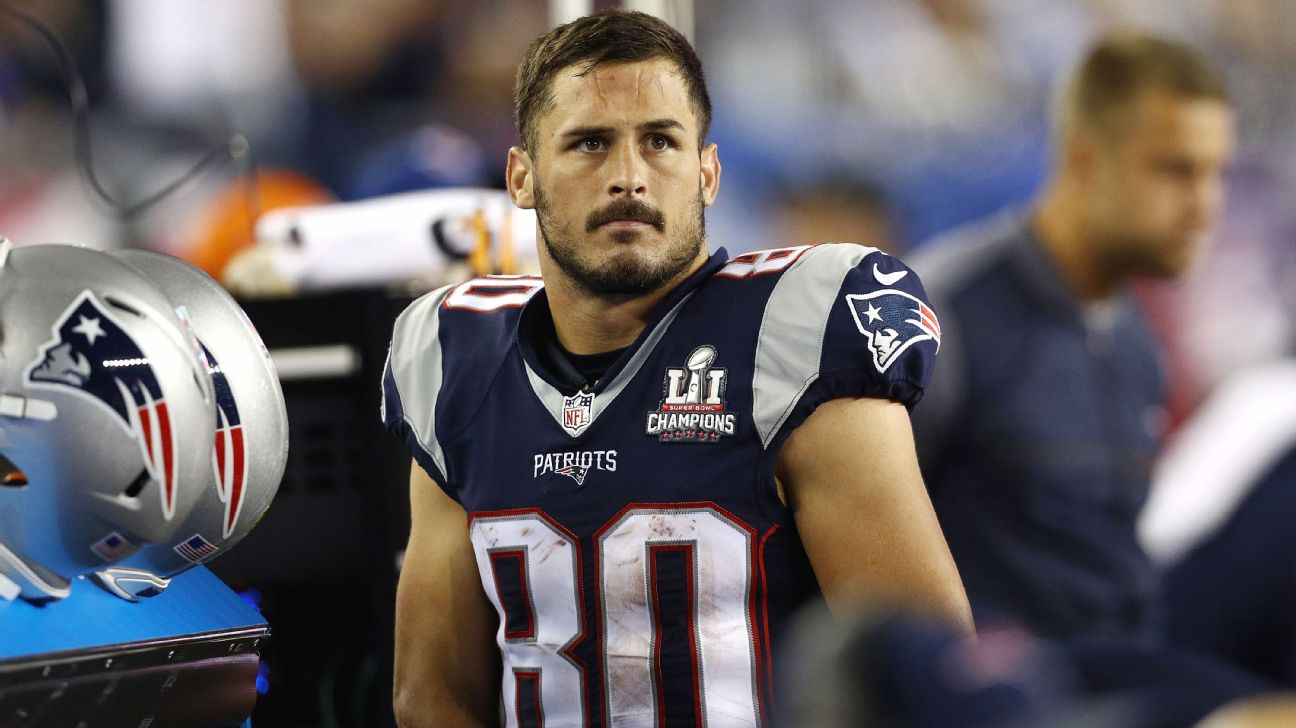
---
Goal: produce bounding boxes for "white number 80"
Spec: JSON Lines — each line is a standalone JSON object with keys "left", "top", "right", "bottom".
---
{"left": 469, "top": 505, "right": 765, "bottom": 727}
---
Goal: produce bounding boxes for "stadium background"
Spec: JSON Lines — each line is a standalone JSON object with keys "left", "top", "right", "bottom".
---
{"left": 1, "top": 1, "right": 1292, "bottom": 726}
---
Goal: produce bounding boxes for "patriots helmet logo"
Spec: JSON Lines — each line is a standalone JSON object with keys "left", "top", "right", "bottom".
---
{"left": 845, "top": 289, "right": 942, "bottom": 373}
{"left": 24, "top": 291, "right": 181, "bottom": 520}
{"left": 201, "top": 341, "right": 248, "bottom": 539}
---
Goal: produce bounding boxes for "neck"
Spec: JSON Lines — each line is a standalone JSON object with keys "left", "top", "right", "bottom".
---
{"left": 544, "top": 248, "right": 710, "bottom": 355}
{"left": 1032, "top": 179, "right": 1118, "bottom": 302}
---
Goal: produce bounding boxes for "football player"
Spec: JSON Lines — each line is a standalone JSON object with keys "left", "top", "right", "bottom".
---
{"left": 382, "top": 11, "right": 971, "bottom": 727}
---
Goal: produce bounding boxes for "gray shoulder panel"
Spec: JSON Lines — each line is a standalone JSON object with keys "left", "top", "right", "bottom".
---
{"left": 753, "top": 243, "right": 876, "bottom": 449}
{"left": 386, "top": 284, "right": 455, "bottom": 478}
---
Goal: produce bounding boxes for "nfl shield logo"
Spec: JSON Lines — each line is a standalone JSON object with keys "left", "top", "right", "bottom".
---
{"left": 562, "top": 391, "right": 595, "bottom": 435}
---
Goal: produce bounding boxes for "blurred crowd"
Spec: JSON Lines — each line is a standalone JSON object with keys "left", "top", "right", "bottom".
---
{"left": 2, "top": 1, "right": 1295, "bottom": 725}
{"left": 1, "top": 0, "right": 1292, "bottom": 405}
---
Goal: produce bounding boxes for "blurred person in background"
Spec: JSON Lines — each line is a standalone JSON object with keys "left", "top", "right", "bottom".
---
{"left": 0, "top": 0, "right": 508, "bottom": 258}
{"left": 697, "top": 0, "right": 1067, "bottom": 252}
{"left": 1140, "top": 326, "right": 1296, "bottom": 685}
{"left": 283, "top": 0, "right": 509, "bottom": 198}
{"left": 1136, "top": 5, "right": 1296, "bottom": 671}
{"left": 778, "top": 603, "right": 1289, "bottom": 728}
{"left": 1136, "top": 0, "right": 1296, "bottom": 427}
{"left": 910, "top": 32, "right": 1235, "bottom": 640}
{"left": 771, "top": 174, "right": 900, "bottom": 255}
{"left": 0, "top": 0, "right": 116, "bottom": 248}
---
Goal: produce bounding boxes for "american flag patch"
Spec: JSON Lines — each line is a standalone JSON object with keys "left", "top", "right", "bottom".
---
{"left": 91, "top": 532, "right": 136, "bottom": 562}
{"left": 173, "top": 533, "right": 219, "bottom": 564}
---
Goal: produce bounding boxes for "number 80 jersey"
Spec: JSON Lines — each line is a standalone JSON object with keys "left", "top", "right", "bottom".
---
{"left": 382, "top": 243, "right": 940, "bottom": 727}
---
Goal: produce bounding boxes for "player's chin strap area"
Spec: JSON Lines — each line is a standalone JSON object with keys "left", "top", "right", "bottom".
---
{"left": 0, "top": 542, "right": 72, "bottom": 602}
{"left": 94, "top": 566, "right": 172, "bottom": 602}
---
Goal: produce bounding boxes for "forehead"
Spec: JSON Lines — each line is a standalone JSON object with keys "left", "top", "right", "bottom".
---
{"left": 540, "top": 57, "right": 697, "bottom": 137}
{"left": 1118, "top": 91, "right": 1235, "bottom": 153}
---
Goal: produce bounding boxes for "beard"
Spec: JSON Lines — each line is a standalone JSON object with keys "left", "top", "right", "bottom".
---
{"left": 534, "top": 185, "right": 706, "bottom": 296}
{"left": 1103, "top": 226, "right": 1204, "bottom": 282}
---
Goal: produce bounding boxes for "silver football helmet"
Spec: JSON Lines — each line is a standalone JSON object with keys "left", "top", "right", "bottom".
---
{"left": 0, "top": 240, "right": 216, "bottom": 602}
{"left": 95, "top": 251, "right": 287, "bottom": 601}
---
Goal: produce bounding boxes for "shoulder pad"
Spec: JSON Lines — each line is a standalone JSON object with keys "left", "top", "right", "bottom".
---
{"left": 750, "top": 243, "right": 940, "bottom": 448}
{"left": 381, "top": 275, "right": 543, "bottom": 484}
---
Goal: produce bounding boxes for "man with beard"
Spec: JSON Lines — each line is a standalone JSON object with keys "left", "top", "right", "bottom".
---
{"left": 910, "top": 33, "right": 1236, "bottom": 641}
{"left": 382, "top": 11, "right": 971, "bottom": 727}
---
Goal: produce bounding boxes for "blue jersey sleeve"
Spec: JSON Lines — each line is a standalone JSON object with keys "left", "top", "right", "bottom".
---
{"left": 819, "top": 244, "right": 939, "bottom": 402}
{"left": 750, "top": 243, "right": 940, "bottom": 452}
{"left": 381, "top": 275, "right": 547, "bottom": 502}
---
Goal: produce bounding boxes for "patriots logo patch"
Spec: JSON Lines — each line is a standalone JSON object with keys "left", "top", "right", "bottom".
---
{"left": 845, "top": 290, "right": 941, "bottom": 373}
{"left": 24, "top": 291, "right": 181, "bottom": 520}
{"left": 554, "top": 465, "right": 589, "bottom": 486}
{"left": 202, "top": 341, "right": 248, "bottom": 539}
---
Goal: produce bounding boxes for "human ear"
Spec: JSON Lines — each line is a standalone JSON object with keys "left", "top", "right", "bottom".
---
{"left": 507, "top": 147, "right": 536, "bottom": 209}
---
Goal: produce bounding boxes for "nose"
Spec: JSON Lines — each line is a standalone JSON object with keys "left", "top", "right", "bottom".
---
{"left": 1188, "top": 168, "right": 1226, "bottom": 229}
{"left": 1198, "top": 172, "right": 1225, "bottom": 223}
{"left": 606, "top": 140, "right": 647, "bottom": 198}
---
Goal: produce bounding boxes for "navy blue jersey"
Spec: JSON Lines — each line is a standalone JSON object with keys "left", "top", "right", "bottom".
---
{"left": 382, "top": 243, "right": 940, "bottom": 727}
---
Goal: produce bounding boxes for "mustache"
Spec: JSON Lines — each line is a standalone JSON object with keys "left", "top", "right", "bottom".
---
{"left": 585, "top": 199, "right": 665, "bottom": 232}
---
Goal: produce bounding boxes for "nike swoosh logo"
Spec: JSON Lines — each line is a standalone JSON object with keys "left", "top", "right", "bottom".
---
{"left": 872, "top": 264, "right": 908, "bottom": 286}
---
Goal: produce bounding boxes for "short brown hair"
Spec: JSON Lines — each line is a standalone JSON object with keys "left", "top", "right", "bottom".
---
{"left": 514, "top": 10, "right": 711, "bottom": 153}
{"left": 1055, "top": 32, "right": 1229, "bottom": 143}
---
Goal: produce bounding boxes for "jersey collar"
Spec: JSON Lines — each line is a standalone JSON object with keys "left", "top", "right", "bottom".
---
{"left": 519, "top": 247, "right": 729, "bottom": 395}
{"left": 517, "top": 248, "right": 729, "bottom": 436}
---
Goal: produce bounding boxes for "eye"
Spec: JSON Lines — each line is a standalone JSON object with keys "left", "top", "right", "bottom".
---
{"left": 646, "top": 134, "right": 671, "bottom": 151}
{"left": 576, "top": 138, "right": 605, "bottom": 153}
